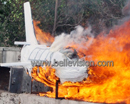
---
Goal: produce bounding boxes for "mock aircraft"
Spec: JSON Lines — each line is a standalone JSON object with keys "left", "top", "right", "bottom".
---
{"left": 0, "top": 2, "right": 88, "bottom": 83}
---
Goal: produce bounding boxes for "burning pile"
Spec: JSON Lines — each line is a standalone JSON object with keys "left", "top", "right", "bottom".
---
{"left": 31, "top": 19, "right": 130, "bottom": 104}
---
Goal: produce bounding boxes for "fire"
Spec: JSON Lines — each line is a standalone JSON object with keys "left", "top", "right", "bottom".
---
{"left": 33, "top": 20, "right": 54, "bottom": 45}
{"left": 31, "top": 20, "right": 130, "bottom": 104}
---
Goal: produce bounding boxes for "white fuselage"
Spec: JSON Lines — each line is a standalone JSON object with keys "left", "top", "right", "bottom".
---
{"left": 21, "top": 45, "right": 88, "bottom": 83}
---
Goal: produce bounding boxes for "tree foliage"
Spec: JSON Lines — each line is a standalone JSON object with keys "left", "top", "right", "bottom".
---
{"left": 0, "top": 0, "right": 127, "bottom": 46}
{"left": 0, "top": 0, "right": 25, "bottom": 46}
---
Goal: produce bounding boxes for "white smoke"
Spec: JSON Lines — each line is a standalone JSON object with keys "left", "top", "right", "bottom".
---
{"left": 117, "top": 0, "right": 130, "bottom": 25}
{"left": 50, "top": 25, "right": 94, "bottom": 52}
{"left": 122, "top": 0, "right": 130, "bottom": 16}
{"left": 47, "top": 25, "right": 94, "bottom": 83}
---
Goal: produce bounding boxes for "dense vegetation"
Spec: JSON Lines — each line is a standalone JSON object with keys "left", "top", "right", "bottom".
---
{"left": 0, "top": 0, "right": 126, "bottom": 46}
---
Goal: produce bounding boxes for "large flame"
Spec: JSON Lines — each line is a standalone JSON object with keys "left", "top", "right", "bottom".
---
{"left": 31, "top": 20, "right": 130, "bottom": 104}
{"left": 33, "top": 20, "right": 54, "bottom": 45}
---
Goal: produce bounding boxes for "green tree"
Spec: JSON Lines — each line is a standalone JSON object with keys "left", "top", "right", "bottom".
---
{"left": 0, "top": 0, "right": 127, "bottom": 46}
{"left": 0, "top": 0, "right": 26, "bottom": 46}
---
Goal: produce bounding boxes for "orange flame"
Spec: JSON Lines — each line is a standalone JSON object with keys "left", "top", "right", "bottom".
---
{"left": 33, "top": 20, "right": 54, "bottom": 45}
{"left": 31, "top": 20, "right": 130, "bottom": 104}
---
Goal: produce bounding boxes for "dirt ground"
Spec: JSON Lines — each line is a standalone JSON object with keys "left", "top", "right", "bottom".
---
{"left": 0, "top": 90, "right": 98, "bottom": 104}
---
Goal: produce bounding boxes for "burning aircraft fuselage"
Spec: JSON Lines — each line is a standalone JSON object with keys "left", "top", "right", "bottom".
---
{"left": 0, "top": 2, "right": 88, "bottom": 83}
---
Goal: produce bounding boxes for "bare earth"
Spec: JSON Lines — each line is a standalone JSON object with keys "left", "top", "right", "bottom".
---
{"left": 0, "top": 90, "right": 100, "bottom": 104}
